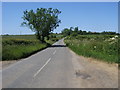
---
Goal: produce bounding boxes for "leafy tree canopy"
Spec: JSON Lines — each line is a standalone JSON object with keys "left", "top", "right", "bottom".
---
{"left": 22, "top": 8, "right": 61, "bottom": 42}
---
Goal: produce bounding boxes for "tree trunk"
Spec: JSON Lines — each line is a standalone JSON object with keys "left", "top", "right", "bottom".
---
{"left": 36, "top": 31, "right": 42, "bottom": 42}
{"left": 46, "top": 36, "right": 49, "bottom": 40}
{"left": 41, "top": 36, "right": 45, "bottom": 43}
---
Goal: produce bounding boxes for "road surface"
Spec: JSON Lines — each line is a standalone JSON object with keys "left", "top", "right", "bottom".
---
{"left": 2, "top": 39, "right": 118, "bottom": 88}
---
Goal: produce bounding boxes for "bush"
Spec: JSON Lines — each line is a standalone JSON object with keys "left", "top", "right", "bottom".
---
{"left": 51, "top": 38, "right": 58, "bottom": 42}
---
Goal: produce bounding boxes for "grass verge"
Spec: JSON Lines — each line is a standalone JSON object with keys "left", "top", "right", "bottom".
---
{"left": 2, "top": 40, "right": 49, "bottom": 60}
{"left": 64, "top": 35, "right": 119, "bottom": 63}
{"left": 2, "top": 34, "right": 63, "bottom": 60}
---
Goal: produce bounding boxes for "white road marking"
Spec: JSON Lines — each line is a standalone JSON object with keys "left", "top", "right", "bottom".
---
{"left": 53, "top": 50, "right": 56, "bottom": 55}
{"left": 33, "top": 58, "right": 51, "bottom": 78}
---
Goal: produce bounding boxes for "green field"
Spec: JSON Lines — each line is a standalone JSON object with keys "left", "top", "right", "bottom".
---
{"left": 2, "top": 34, "right": 63, "bottom": 60}
{"left": 64, "top": 35, "right": 120, "bottom": 63}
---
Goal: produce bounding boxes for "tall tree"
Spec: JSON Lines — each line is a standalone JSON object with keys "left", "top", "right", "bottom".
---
{"left": 21, "top": 8, "right": 61, "bottom": 42}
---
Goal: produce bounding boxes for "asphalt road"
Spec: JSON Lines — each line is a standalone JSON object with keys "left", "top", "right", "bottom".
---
{"left": 2, "top": 39, "right": 118, "bottom": 88}
{"left": 2, "top": 39, "right": 76, "bottom": 88}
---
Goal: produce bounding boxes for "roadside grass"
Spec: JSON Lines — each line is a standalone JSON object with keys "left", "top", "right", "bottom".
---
{"left": 2, "top": 34, "right": 63, "bottom": 60}
{"left": 65, "top": 35, "right": 119, "bottom": 63}
{"left": 2, "top": 43, "right": 47, "bottom": 60}
{"left": 2, "top": 35, "right": 37, "bottom": 40}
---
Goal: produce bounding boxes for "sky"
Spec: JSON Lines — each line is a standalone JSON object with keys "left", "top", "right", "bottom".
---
{"left": 1, "top": 0, "right": 120, "bottom": 2}
{"left": 2, "top": 2, "right": 118, "bottom": 35}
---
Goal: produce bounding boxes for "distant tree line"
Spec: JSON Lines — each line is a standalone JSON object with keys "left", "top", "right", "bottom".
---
{"left": 61, "top": 27, "right": 119, "bottom": 36}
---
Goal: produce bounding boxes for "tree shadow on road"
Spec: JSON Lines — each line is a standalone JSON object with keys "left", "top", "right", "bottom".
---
{"left": 49, "top": 45, "right": 66, "bottom": 48}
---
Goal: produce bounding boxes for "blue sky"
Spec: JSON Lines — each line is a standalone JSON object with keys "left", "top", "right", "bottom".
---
{"left": 2, "top": 2, "right": 118, "bottom": 35}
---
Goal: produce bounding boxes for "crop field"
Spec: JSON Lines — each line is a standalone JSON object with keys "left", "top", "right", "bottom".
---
{"left": 65, "top": 35, "right": 120, "bottom": 63}
{"left": 2, "top": 34, "right": 62, "bottom": 60}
